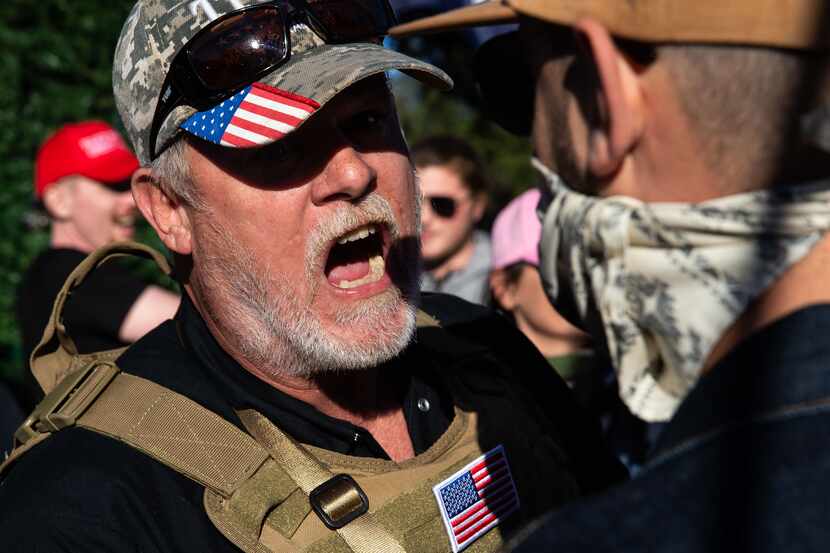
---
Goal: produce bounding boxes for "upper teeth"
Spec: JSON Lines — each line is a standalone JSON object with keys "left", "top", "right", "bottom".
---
{"left": 337, "top": 225, "right": 376, "bottom": 244}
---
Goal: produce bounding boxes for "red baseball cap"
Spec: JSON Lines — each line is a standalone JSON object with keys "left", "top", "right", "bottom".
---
{"left": 34, "top": 120, "right": 139, "bottom": 199}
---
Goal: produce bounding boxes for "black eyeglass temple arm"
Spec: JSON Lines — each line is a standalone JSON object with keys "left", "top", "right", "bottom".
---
{"left": 149, "top": 81, "right": 185, "bottom": 160}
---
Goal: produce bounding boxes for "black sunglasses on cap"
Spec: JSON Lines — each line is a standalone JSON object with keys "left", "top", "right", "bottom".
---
{"left": 148, "top": 0, "right": 398, "bottom": 160}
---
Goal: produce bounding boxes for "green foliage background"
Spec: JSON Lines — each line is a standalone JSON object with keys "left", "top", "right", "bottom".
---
{"left": 0, "top": 5, "right": 534, "bottom": 385}
{"left": 0, "top": 0, "right": 136, "bottom": 383}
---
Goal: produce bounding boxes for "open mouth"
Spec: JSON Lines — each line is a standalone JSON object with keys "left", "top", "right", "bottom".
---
{"left": 324, "top": 224, "right": 387, "bottom": 290}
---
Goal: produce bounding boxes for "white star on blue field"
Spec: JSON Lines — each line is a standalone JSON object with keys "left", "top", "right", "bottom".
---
{"left": 181, "top": 86, "right": 251, "bottom": 144}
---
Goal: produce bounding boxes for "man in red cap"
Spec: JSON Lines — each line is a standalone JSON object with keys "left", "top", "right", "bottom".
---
{"left": 16, "top": 120, "right": 179, "bottom": 408}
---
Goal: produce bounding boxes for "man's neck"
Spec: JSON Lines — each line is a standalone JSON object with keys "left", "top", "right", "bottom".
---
{"left": 514, "top": 315, "right": 592, "bottom": 358}
{"left": 704, "top": 147, "right": 830, "bottom": 371}
{"left": 706, "top": 230, "right": 830, "bottom": 372}
{"left": 427, "top": 234, "right": 477, "bottom": 281}
{"left": 49, "top": 224, "right": 94, "bottom": 253}
{"left": 186, "top": 286, "right": 416, "bottom": 461}
{"left": 273, "top": 370, "right": 415, "bottom": 461}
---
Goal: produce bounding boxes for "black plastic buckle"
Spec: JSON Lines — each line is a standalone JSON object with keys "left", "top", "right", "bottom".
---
{"left": 14, "top": 362, "right": 119, "bottom": 445}
{"left": 309, "top": 474, "right": 370, "bottom": 530}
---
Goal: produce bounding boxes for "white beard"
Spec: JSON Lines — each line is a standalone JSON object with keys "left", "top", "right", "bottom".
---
{"left": 192, "top": 193, "right": 420, "bottom": 379}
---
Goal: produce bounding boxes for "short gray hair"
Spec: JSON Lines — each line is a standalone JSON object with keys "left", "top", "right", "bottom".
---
{"left": 149, "top": 138, "right": 206, "bottom": 211}
{"left": 663, "top": 44, "right": 821, "bottom": 186}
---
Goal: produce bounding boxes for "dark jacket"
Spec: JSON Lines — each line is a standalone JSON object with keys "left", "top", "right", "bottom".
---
{"left": 511, "top": 304, "right": 830, "bottom": 553}
{"left": 0, "top": 293, "right": 624, "bottom": 552}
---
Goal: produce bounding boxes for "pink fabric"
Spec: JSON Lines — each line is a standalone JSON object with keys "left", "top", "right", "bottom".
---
{"left": 491, "top": 188, "right": 543, "bottom": 270}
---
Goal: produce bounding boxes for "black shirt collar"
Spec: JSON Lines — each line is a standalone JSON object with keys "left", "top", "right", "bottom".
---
{"left": 175, "top": 293, "right": 453, "bottom": 459}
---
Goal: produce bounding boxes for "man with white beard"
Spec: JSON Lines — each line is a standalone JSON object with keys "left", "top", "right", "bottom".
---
{"left": 0, "top": 1, "right": 624, "bottom": 551}
{"left": 393, "top": 1, "right": 830, "bottom": 551}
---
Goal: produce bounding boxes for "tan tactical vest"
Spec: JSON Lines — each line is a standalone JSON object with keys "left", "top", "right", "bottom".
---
{"left": 2, "top": 242, "right": 581, "bottom": 553}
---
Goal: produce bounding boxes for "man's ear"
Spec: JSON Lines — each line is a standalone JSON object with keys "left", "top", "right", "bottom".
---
{"left": 131, "top": 167, "right": 193, "bottom": 255}
{"left": 42, "top": 178, "right": 75, "bottom": 220}
{"left": 574, "top": 18, "right": 646, "bottom": 179}
{"left": 490, "top": 269, "right": 517, "bottom": 311}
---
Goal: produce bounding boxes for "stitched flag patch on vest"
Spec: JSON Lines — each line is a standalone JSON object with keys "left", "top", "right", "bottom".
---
{"left": 433, "top": 445, "right": 520, "bottom": 552}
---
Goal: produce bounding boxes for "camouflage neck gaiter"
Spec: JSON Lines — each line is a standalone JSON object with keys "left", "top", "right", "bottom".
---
{"left": 534, "top": 158, "right": 830, "bottom": 421}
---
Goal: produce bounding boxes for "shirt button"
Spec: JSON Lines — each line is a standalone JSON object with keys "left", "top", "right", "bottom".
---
{"left": 417, "top": 398, "right": 431, "bottom": 412}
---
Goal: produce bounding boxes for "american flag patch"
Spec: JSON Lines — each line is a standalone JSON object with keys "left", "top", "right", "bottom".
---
{"left": 181, "top": 83, "right": 319, "bottom": 148}
{"left": 433, "top": 445, "right": 519, "bottom": 552}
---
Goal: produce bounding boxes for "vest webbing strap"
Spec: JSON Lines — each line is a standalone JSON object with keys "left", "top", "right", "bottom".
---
{"left": 31, "top": 241, "right": 171, "bottom": 395}
{"left": 238, "top": 410, "right": 407, "bottom": 553}
{"left": 77, "top": 372, "right": 269, "bottom": 498}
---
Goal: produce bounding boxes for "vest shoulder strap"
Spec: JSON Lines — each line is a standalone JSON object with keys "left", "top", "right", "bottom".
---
{"left": 30, "top": 241, "right": 171, "bottom": 395}
{"left": 4, "top": 362, "right": 421, "bottom": 553}
{"left": 4, "top": 242, "right": 526, "bottom": 552}
{"left": 81, "top": 371, "right": 270, "bottom": 497}
{"left": 7, "top": 362, "right": 269, "bottom": 498}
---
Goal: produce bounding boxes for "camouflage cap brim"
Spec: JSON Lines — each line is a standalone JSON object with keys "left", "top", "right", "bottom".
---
{"left": 160, "top": 42, "right": 452, "bottom": 157}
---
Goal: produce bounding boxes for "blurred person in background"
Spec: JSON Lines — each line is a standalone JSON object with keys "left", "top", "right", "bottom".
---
{"left": 490, "top": 188, "right": 595, "bottom": 390}
{"left": 394, "top": 0, "right": 830, "bottom": 550}
{"left": 413, "top": 135, "right": 491, "bottom": 304}
{"left": 15, "top": 120, "right": 179, "bottom": 409}
{"left": 490, "top": 188, "right": 655, "bottom": 471}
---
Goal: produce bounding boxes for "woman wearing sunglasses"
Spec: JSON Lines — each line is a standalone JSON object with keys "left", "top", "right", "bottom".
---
{"left": 413, "top": 135, "right": 492, "bottom": 305}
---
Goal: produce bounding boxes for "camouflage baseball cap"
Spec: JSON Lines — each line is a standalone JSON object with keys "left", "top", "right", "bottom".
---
{"left": 113, "top": 0, "right": 452, "bottom": 165}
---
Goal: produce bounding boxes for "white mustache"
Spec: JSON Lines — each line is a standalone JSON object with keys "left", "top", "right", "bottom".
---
{"left": 305, "top": 194, "right": 400, "bottom": 274}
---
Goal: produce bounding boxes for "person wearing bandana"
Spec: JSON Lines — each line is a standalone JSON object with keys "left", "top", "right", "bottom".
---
{"left": 0, "top": 1, "right": 626, "bottom": 552}
{"left": 394, "top": 1, "right": 830, "bottom": 551}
